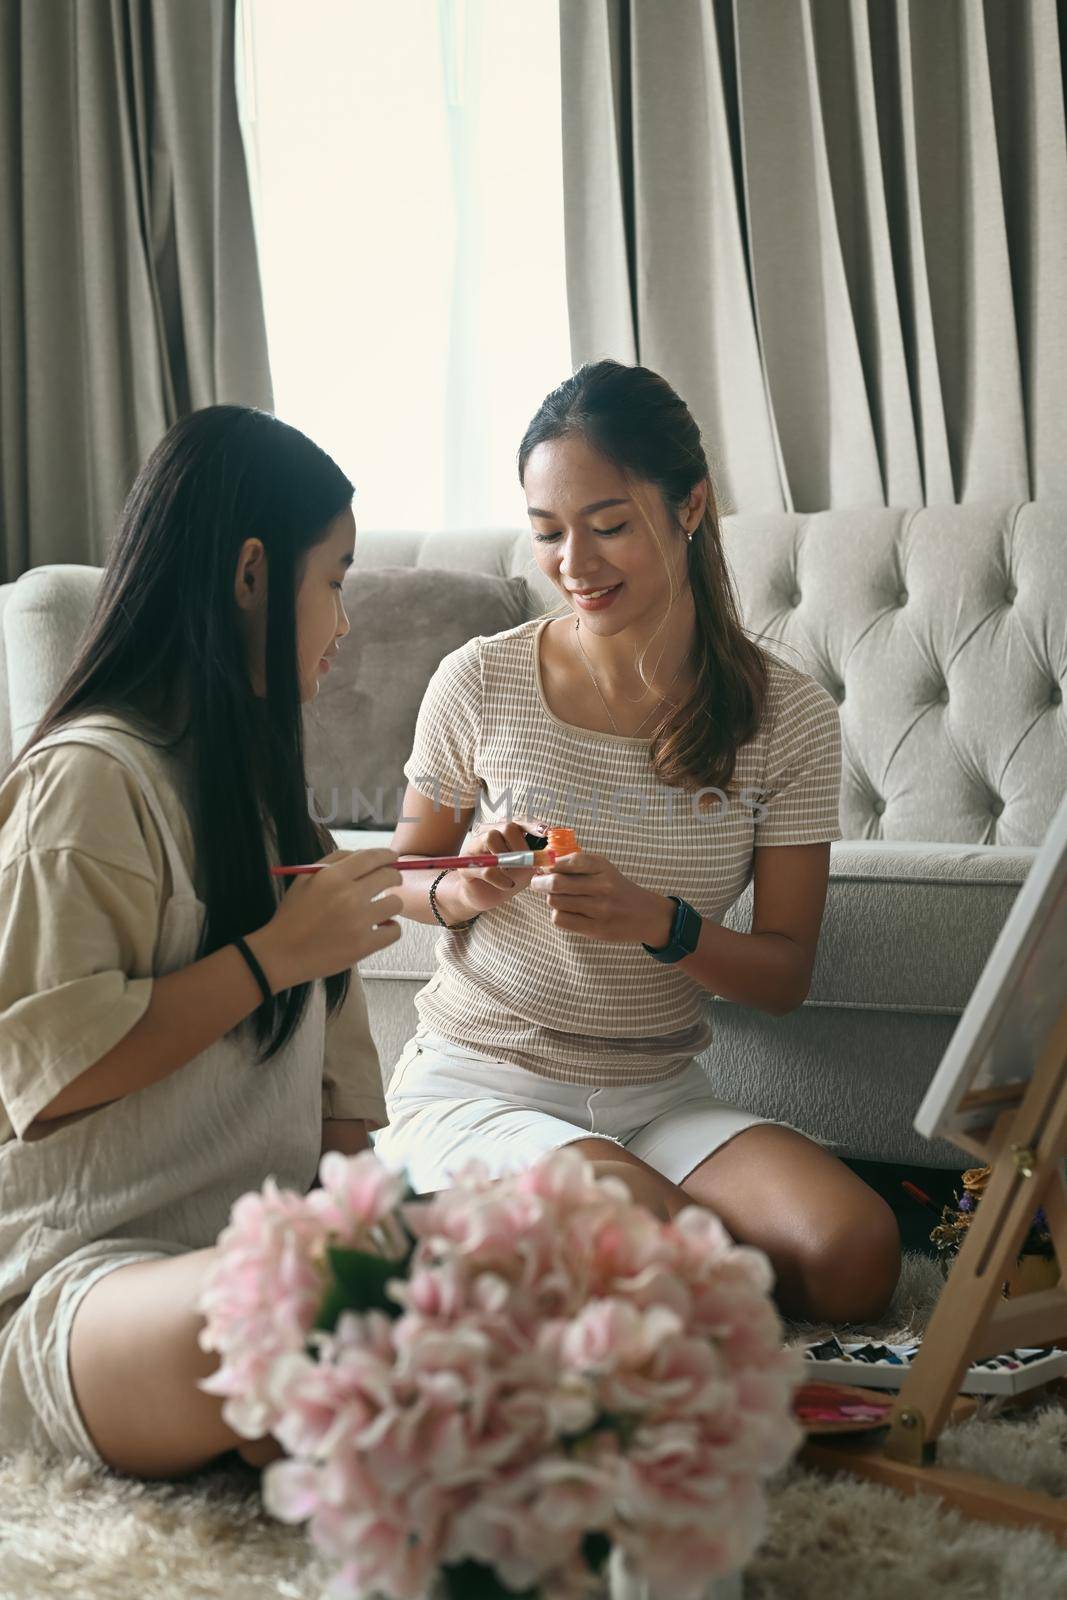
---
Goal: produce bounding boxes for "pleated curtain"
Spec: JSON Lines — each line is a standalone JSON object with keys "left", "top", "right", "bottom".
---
{"left": 0, "top": 0, "right": 272, "bottom": 580}
{"left": 559, "top": 0, "right": 1067, "bottom": 514}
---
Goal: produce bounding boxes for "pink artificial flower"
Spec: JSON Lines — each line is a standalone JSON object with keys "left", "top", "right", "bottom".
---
{"left": 513, "top": 1144, "right": 605, "bottom": 1208}
{"left": 668, "top": 1205, "right": 736, "bottom": 1272}
{"left": 617, "top": 1418, "right": 740, "bottom": 1529}
{"left": 260, "top": 1458, "right": 321, "bottom": 1521}
{"left": 305, "top": 1489, "right": 447, "bottom": 1600}
{"left": 577, "top": 1201, "right": 676, "bottom": 1299}
{"left": 559, "top": 1299, "right": 684, "bottom": 1378}
{"left": 617, "top": 1506, "right": 764, "bottom": 1600}
{"left": 196, "top": 1179, "right": 333, "bottom": 1436}
{"left": 205, "top": 1145, "right": 804, "bottom": 1600}
{"left": 446, "top": 1461, "right": 585, "bottom": 1593}
{"left": 407, "top": 1174, "right": 576, "bottom": 1314}
{"left": 599, "top": 1331, "right": 732, "bottom": 1418}
{"left": 531, "top": 1441, "right": 620, "bottom": 1533}
{"left": 307, "top": 1149, "right": 407, "bottom": 1245}
{"left": 391, "top": 1259, "right": 472, "bottom": 1320}
{"left": 268, "top": 1316, "right": 398, "bottom": 1461}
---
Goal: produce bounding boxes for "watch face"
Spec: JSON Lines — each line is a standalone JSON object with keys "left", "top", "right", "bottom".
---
{"left": 644, "top": 897, "right": 701, "bottom": 961}
{"left": 677, "top": 898, "right": 702, "bottom": 954}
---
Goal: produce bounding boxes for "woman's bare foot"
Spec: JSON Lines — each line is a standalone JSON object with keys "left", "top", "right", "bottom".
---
{"left": 236, "top": 1433, "right": 286, "bottom": 1468}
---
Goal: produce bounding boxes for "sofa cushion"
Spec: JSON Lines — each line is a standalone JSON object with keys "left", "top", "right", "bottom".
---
{"left": 343, "top": 832, "right": 1033, "bottom": 1018}
{"left": 4, "top": 566, "right": 103, "bottom": 752}
{"left": 304, "top": 567, "right": 530, "bottom": 829}
{"left": 0, "top": 584, "right": 15, "bottom": 771}
{"left": 723, "top": 840, "right": 1033, "bottom": 1012}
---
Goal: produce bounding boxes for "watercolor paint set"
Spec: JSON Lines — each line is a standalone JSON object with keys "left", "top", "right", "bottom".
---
{"left": 800, "top": 1335, "right": 1067, "bottom": 1396}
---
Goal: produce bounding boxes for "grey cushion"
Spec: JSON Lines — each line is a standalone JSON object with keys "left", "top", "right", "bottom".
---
{"left": 723, "top": 840, "right": 1034, "bottom": 1012}
{"left": 4, "top": 565, "right": 103, "bottom": 752}
{"left": 0, "top": 584, "right": 14, "bottom": 771}
{"left": 702, "top": 1003, "right": 969, "bottom": 1168}
{"left": 303, "top": 567, "right": 530, "bottom": 828}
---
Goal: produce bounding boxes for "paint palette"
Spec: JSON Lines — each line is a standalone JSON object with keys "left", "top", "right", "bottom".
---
{"left": 793, "top": 1381, "right": 896, "bottom": 1434}
{"left": 800, "top": 1335, "right": 1067, "bottom": 1396}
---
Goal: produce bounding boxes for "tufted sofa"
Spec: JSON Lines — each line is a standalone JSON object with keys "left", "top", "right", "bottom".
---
{"left": 2, "top": 501, "right": 1064, "bottom": 1170}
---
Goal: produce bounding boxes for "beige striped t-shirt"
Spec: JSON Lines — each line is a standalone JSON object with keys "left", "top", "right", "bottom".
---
{"left": 403, "top": 617, "right": 842, "bottom": 1087}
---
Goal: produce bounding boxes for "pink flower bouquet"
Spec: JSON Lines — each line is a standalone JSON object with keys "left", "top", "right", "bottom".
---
{"left": 196, "top": 1149, "right": 802, "bottom": 1600}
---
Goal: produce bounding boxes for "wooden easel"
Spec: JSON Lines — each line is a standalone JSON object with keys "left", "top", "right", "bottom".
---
{"left": 801, "top": 994, "right": 1067, "bottom": 1542}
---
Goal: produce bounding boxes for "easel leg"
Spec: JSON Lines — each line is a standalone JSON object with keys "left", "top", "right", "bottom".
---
{"left": 883, "top": 1109, "right": 1041, "bottom": 1458}
{"left": 801, "top": 1004, "right": 1067, "bottom": 1541}
{"left": 801, "top": 1428, "right": 1067, "bottom": 1544}
{"left": 1041, "top": 1160, "right": 1067, "bottom": 1280}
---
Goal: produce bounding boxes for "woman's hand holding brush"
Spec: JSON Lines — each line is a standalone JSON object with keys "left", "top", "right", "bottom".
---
{"left": 435, "top": 819, "right": 547, "bottom": 919}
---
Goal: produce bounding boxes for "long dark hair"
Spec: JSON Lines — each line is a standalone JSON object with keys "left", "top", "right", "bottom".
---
{"left": 16, "top": 405, "right": 353, "bottom": 1061}
{"left": 518, "top": 360, "right": 768, "bottom": 799}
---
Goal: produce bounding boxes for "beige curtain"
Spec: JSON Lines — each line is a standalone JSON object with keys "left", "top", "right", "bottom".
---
{"left": 0, "top": 0, "right": 272, "bottom": 580}
{"left": 560, "top": 0, "right": 1067, "bottom": 514}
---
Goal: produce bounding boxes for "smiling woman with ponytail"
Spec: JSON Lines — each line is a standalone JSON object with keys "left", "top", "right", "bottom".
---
{"left": 382, "top": 358, "right": 901, "bottom": 1330}
{"left": 521, "top": 360, "right": 771, "bottom": 805}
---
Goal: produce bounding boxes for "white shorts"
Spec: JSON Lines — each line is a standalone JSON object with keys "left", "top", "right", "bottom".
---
{"left": 372, "top": 1028, "right": 787, "bottom": 1194}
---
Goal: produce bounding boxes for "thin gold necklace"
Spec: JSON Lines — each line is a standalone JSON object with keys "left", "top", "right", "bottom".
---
{"left": 572, "top": 615, "right": 684, "bottom": 738}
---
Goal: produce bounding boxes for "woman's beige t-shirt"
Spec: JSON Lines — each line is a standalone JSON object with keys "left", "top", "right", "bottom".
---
{"left": 0, "top": 715, "right": 385, "bottom": 1144}
{"left": 403, "top": 618, "right": 842, "bottom": 1087}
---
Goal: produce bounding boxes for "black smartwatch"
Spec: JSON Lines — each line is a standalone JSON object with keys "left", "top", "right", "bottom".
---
{"left": 642, "top": 895, "right": 702, "bottom": 963}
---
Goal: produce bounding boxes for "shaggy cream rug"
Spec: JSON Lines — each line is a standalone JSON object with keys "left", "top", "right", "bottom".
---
{"left": 1, "top": 1254, "right": 1065, "bottom": 1600}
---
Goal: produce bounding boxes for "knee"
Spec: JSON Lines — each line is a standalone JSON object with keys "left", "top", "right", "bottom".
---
{"left": 795, "top": 1196, "right": 902, "bottom": 1325}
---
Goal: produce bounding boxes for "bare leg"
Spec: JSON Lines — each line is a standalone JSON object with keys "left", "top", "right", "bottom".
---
{"left": 68, "top": 1246, "right": 282, "bottom": 1479}
{"left": 681, "top": 1125, "right": 901, "bottom": 1324}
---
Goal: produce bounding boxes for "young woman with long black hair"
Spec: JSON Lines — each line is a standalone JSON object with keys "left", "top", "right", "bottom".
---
{"left": 0, "top": 407, "right": 402, "bottom": 1475}
{"left": 377, "top": 361, "right": 900, "bottom": 1326}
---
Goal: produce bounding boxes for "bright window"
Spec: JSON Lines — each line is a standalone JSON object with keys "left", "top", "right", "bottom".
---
{"left": 238, "top": 0, "right": 571, "bottom": 532}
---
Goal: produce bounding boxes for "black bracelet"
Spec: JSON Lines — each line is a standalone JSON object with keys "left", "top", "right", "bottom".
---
{"left": 429, "top": 868, "right": 480, "bottom": 931}
{"left": 234, "top": 935, "right": 273, "bottom": 1005}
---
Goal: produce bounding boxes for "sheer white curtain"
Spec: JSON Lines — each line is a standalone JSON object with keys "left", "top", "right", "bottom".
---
{"left": 238, "top": 0, "right": 570, "bottom": 531}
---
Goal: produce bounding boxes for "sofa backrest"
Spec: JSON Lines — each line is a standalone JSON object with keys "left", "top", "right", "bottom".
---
{"left": 2, "top": 503, "right": 1065, "bottom": 845}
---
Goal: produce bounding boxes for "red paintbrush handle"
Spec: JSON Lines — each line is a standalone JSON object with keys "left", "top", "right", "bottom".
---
{"left": 270, "top": 850, "right": 555, "bottom": 877}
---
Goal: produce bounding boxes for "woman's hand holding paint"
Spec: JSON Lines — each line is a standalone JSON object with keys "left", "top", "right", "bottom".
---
{"left": 529, "top": 846, "right": 676, "bottom": 946}
{"left": 251, "top": 848, "right": 403, "bottom": 990}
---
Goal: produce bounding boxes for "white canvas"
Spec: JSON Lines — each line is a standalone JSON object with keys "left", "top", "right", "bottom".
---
{"left": 915, "top": 787, "right": 1067, "bottom": 1145}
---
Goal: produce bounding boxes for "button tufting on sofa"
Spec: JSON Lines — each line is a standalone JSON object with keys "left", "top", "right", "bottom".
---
{"left": 897, "top": 588, "right": 908, "bottom": 605}
{"left": 938, "top": 685, "right": 949, "bottom": 705}
{"left": 1052, "top": 684, "right": 1063, "bottom": 706}
{"left": 990, "top": 798, "right": 1005, "bottom": 818}
{"left": 872, "top": 797, "right": 886, "bottom": 815}
{"left": 719, "top": 505, "right": 1065, "bottom": 846}
{"left": 789, "top": 589, "right": 801, "bottom": 607}
{"left": 1005, "top": 583, "right": 1018, "bottom": 603}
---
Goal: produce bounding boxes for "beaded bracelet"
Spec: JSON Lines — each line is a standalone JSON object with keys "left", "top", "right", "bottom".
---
{"left": 429, "top": 868, "right": 481, "bottom": 931}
